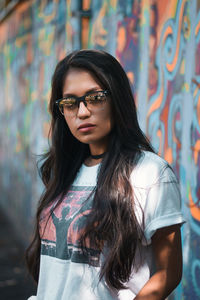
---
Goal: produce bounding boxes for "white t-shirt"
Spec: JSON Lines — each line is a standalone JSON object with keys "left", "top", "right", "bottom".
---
{"left": 28, "top": 151, "right": 185, "bottom": 300}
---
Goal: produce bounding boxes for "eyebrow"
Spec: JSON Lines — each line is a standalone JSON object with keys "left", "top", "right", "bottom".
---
{"left": 63, "top": 87, "right": 102, "bottom": 98}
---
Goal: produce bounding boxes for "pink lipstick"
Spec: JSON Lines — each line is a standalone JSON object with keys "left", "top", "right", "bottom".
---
{"left": 78, "top": 123, "right": 96, "bottom": 132}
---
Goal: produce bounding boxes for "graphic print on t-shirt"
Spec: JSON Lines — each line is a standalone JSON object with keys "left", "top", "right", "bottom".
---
{"left": 40, "top": 186, "right": 101, "bottom": 265}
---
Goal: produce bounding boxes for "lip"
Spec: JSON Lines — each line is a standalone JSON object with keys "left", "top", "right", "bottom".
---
{"left": 78, "top": 123, "right": 96, "bottom": 132}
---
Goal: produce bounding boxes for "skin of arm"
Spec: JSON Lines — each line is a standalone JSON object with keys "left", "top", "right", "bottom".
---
{"left": 134, "top": 224, "right": 183, "bottom": 300}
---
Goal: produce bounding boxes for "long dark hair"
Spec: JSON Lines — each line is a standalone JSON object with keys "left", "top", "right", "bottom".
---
{"left": 26, "top": 49, "right": 154, "bottom": 290}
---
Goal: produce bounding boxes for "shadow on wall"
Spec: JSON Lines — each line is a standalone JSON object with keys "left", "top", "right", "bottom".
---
{"left": 0, "top": 209, "right": 36, "bottom": 299}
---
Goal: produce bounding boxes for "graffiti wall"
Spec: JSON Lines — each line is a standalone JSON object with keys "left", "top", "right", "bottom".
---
{"left": 0, "top": 0, "right": 79, "bottom": 239}
{"left": 145, "top": 2, "right": 200, "bottom": 298}
{"left": 0, "top": 0, "right": 199, "bottom": 298}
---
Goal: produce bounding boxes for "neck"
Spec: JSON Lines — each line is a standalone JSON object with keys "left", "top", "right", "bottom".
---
{"left": 90, "top": 152, "right": 106, "bottom": 159}
{"left": 84, "top": 157, "right": 102, "bottom": 167}
{"left": 89, "top": 138, "right": 108, "bottom": 157}
{"left": 85, "top": 142, "right": 108, "bottom": 167}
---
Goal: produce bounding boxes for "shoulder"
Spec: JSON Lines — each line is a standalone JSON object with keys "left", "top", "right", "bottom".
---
{"left": 130, "top": 151, "right": 177, "bottom": 188}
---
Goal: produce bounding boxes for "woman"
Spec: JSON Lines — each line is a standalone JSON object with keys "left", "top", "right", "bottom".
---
{"left": 27, "top": 49, "right": 185, "bottom": 300}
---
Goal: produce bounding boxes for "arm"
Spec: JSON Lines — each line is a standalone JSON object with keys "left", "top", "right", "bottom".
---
{"left": 134, "top": 224, "right": 182, "bottom": 300}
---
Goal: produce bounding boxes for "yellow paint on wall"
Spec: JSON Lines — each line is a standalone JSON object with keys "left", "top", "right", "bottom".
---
{"left": 66, "top": 0, "right": 71, "bottom": 17}
{"left": 15, "top": 36, "right": 27, "bottom": 48}
{"left": 180, "top": 59, "right": 185, "bottom": 74}
{"left": 183, "top": 82, "right": 190, "bottom": 92}
{"left": 141, "top": 0, "right": 149, "bottom": 27}
{"left": 141, "top": 0, "right": 148, "bottom": 10}
{"left": 16, "top": 142, "right": 22, "bottom": 153}
{"left": 15, "top": 134, "right": 22, "bottom": 153}
{"left": 90, "top": 2, "right": 108, "bottom": 47}
{"left": 193, "top": 86, "right": 199, "bottom": 98}
{"left": 44, "top": 89, "right": 51, "bottom": 105}
{"left": 31, "top": 91, "right": 37, "bottom": 102}
{"left": 15, "top": 34, "right": 34, "bottom": 64}
{"left": 38, "top": 0, "right": 58, "bottom": 24}
{"left": 24, "top": 15, "right": 32, "bottom": 30}
{"left": 183, "top": 15, "right": 191, "bottom": 39}
{"left": 65, "top": 22, "right": 73, "bottom": 44}
{"left": 110, "top": 0, "right": 118, "bottom": 10}
{"left": 38, "top": 28, "right": 55, "bottom": 56}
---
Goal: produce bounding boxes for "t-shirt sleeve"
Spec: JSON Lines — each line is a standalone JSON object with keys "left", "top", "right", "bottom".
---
{"left": 143, "top": 165, "right": 185, "bottom": 243}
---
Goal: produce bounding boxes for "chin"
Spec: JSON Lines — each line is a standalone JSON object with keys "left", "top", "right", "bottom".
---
{"left": 79, "top": 138, "right": 96, "bottom": 145}
{"left": 75, "top": 132, "right": 110, "bottom": 145}
{"left": 77, "top": 135, "right": 101, "bottom": 145}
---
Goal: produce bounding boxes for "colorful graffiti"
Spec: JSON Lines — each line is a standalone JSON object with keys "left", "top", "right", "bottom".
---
{"left": 141, "top": 1, "right": 200, "bottom": 299}
{"left": 0, "top": 0, "right": 199, "bottom": 298}
{"left": 0, "top": 0, "right": 77, "bottom": 239}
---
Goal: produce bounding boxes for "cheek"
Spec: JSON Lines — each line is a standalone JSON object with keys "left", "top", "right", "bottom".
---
{"left": 99, "top": 106, "right": 114, "bottom": 129}
{"left": 64, "top": 116, "right": 76, "bottom": 134}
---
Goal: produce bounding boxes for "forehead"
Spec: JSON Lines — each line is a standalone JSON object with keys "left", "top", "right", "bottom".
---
{"left": 63, "top": 68, "right": 102, "bottom": 95}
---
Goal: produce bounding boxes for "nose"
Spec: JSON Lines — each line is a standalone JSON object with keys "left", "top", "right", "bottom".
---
{"left": 77, "top": 101, "right": 91, "bottom": 118}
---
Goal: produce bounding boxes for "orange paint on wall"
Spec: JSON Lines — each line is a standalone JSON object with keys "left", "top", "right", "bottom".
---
{"left": 16, "top": 0, "right": 34, "bottom": 14}
{"left": 166, "top": 0, "right": 186, "bottom": 72}
{"left": 160, "top": 98, "right": 169, "bottom": 123}
{"left": 38, "top": 0, "right": 58, "bottom": 24}
{"left": 154, "top": 0, "right": 177, "bottom": 43}
{"left": 15, "top": 34, "right": 33, "bottom": 64}
{"left": 189, "top": 187, "right": 200, "bottom": 222}
{"left": 147, "top": 73, "right": 164, "bottom": 117}
{"left": 195, "top": 19, "right": 200, "bottom": 36}
{"left": 81, "top": 17, "right": 90, "bottom": 48}
{"left": 127, "top": 71, "right": 134, "bottom": 85}
{"left": 157, "top": 128, "right": 162, "bottom": 156}
{"left": 165, "top": 147, "right": 173, "bottom": 164}
{"left": 162, "top": 25, "right": 173, "bottom": 44}
{"left": 197, "top": 94, "right": 200, "bottom": 127}
{"left": 26, "top": 34, "right": 34, "bottom": 64}
{"left": 82, "top": 0, "right": 91, "bottom": 10}
{"left": 147, "top": 24, "right": 174, "bottom": 117}
{"left": 0, "top": 0, "right": 33, "bottom": 47}
{"left": 172, "top": 112, "right": 181, "bottom": 148}
{"left": 194, "top": 140, "right": 200, "bottom": 164}
{"left": 117, "top": 26, "right": 126, "bottom": 53}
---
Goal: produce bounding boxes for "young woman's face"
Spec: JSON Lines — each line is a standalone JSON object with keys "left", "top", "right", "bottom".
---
{"left": 62, "top": 68, "right": 113, "bottom": 151}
